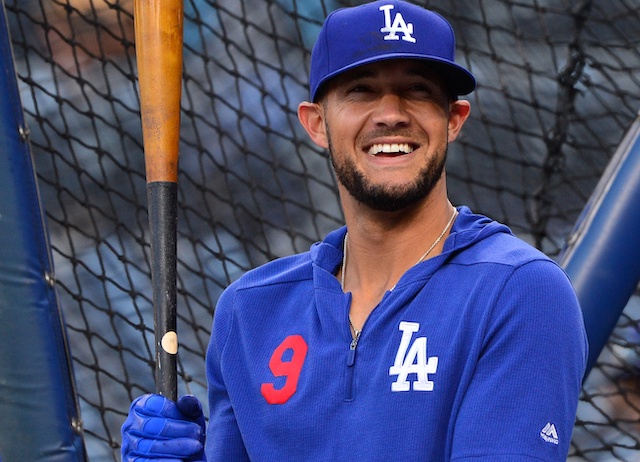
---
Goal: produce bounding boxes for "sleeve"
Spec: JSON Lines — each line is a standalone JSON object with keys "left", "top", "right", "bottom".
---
{"left": 450, "top": 259, "right": 588, "bottom": 461}
{"left": 205, "top": 286, "right": 251, "bottom": 461}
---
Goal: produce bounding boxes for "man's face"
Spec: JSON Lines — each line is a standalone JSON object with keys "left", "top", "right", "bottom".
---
{"left": 320, "top": 59, "right": 455, "bottom": 212}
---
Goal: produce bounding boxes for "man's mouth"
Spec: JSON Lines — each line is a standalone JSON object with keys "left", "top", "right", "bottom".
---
{"left": 367, "top": 143, "right": 415, "bottom": 157}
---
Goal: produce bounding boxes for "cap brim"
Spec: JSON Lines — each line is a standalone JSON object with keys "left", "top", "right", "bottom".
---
{"left": 313, "top": 53, "right": 476, "bottom": 101}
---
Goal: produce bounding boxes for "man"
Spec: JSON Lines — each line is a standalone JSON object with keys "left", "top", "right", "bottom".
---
{"left": 122, "top": 1, "right": 588, "bottom": 460}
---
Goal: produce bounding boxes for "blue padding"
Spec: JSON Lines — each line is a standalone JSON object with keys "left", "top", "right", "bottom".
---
{"left": 0, "top": 3, "right": 86, "bottom": 461}
{"left": 561, "top": 113, "right": 640, "bottom": 375}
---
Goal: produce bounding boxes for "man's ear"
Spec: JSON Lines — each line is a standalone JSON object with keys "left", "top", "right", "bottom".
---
{"left": 298, "top": 101, "right": 328, "bottom": 149}
{"left": 447, "top": 100, "right": 471, "bottom": 143}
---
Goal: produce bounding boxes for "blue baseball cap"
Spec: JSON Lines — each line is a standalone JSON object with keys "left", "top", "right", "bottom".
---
{"left": 309, "top": 0, "right": 476, "bottom": 101}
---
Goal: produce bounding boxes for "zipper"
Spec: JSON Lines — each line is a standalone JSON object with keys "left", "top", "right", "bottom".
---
{"left": 344, "top": 329, "right": 361, "bottom": 401}
{"left": 342, "top": 291, "right": 393, "bottom": 402}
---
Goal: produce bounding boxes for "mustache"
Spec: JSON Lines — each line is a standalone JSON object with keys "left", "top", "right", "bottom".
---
{"left": 358, "top": 128, "right": 421, "bottom": 146}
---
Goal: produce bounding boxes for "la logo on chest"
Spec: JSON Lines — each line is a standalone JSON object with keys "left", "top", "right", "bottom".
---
{"left": 379, "top": 4, "right": 416, "bottom": 43}
{"left": 389, "top": 321, "right": 438, "bottom": 391}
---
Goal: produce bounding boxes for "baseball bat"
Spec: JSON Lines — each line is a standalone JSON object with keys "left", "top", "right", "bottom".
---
{"left": 134, "top": 0, "right": 184, "bottom": 401}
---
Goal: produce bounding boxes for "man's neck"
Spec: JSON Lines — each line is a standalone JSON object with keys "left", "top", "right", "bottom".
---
{"left": 338, "top": 195, "right": 456, "bottom": 331}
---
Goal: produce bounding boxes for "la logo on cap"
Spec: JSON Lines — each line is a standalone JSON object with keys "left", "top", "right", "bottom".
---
{"left": 379, "top": 4, "right": 416, "bottom": 43}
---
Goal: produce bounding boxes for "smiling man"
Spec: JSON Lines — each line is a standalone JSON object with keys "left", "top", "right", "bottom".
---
{"left": 303, "top": 60, "right": 466, "bottom": 214}
{"left": 122, "top": 2, "right": 588, "bottom": 461}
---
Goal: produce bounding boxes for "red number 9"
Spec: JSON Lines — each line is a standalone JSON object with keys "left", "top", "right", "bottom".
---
{"left": 260, "top": 335, "right": 308, "bottom": 404}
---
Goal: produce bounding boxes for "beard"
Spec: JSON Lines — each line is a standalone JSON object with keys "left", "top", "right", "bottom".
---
{"left": 327, "top": 132, "right": 448, "bottom": 212}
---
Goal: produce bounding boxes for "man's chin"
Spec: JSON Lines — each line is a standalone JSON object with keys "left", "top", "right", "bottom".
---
{"left": 353, "top": 187, "right": 429, "bottom": 212}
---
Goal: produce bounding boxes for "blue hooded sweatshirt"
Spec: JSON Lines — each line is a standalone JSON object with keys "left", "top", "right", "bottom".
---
{"left": 206, "top": 206, "right": 587, "bottom": 461}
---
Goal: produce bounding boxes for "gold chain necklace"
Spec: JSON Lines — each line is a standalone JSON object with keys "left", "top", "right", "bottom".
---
{"left": 340, "top": 207, "right": 458, "bottom": 292}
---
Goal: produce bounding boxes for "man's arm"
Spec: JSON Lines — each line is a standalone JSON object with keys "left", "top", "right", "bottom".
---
{"left": 450, "top": 260, "right": 588, "bottom": 461}
{"left": 204, "top": 286, "right": 251, "bottom": 461}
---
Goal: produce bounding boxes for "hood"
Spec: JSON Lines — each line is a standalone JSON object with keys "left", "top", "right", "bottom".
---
{"left": 311, "top": 206, "right": 514, "bottom": 275}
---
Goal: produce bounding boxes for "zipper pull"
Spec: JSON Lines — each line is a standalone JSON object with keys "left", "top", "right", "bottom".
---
{"left": 347, "top": 331, "right": 361, "bottom": 367}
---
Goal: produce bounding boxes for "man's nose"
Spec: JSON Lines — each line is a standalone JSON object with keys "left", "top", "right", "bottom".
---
{"left": 371, "top": 93, "right": 410, "bottom": 127}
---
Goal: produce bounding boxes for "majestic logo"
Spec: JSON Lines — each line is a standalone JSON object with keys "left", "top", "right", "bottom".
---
{"left": 389, "top": 321, "right": 438, "bottom": 391}
{"left": 379, "top": 4, "right": 416, "bottom": 43}
{"left": 540, "top": 422, "right": 559, "bottom": 445}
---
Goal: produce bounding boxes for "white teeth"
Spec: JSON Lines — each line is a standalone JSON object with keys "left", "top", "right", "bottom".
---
{"left": 368, "top": 143, "right": 414, "bottom": 156}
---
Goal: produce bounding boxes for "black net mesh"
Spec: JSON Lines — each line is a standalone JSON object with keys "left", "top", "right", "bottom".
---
{"left": 4, "top": 0, "right": 640, "bottom": 460}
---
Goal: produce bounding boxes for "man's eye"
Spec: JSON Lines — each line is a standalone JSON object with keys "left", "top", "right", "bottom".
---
{"left": 409, "top": 84, "right": 433, "bottom": 94}
{"left": 349, "top": 85, "right": 372, "bottom": 93}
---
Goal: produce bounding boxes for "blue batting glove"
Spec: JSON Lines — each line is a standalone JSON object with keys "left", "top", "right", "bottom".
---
{"left": 121, "top": 394, "right": 206, "bottom": 461}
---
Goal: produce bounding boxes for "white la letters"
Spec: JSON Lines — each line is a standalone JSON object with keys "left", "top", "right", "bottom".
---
{"left": 379, "top": 4, "right": 416, "bottom": 43}
{"left": 389, "top": 321, "right": 438, "bottom": 391}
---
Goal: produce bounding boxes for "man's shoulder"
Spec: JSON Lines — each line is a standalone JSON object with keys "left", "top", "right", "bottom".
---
{"left": 231, "top": 252, "right": 314, "bottom": 292}
{"left": 455, "top": 228, "right": 555, "bottom": 270}
{"left": 453, "top": 207, "right": 553, "bottom": 269}
{"left": 228, "top": 227, "right": 344, "bottom": 292}
{"left": 213, "top": 252, "right": 315, "bottom": 327}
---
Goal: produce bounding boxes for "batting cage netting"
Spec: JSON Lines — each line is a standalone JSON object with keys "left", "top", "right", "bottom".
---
{"left": 3, "top": 0, "right": 640, "bottom": 460}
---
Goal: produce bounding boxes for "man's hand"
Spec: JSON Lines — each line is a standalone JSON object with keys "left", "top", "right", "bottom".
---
{"left": 121, "top": 394, "right": 206, "bottom": 461}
